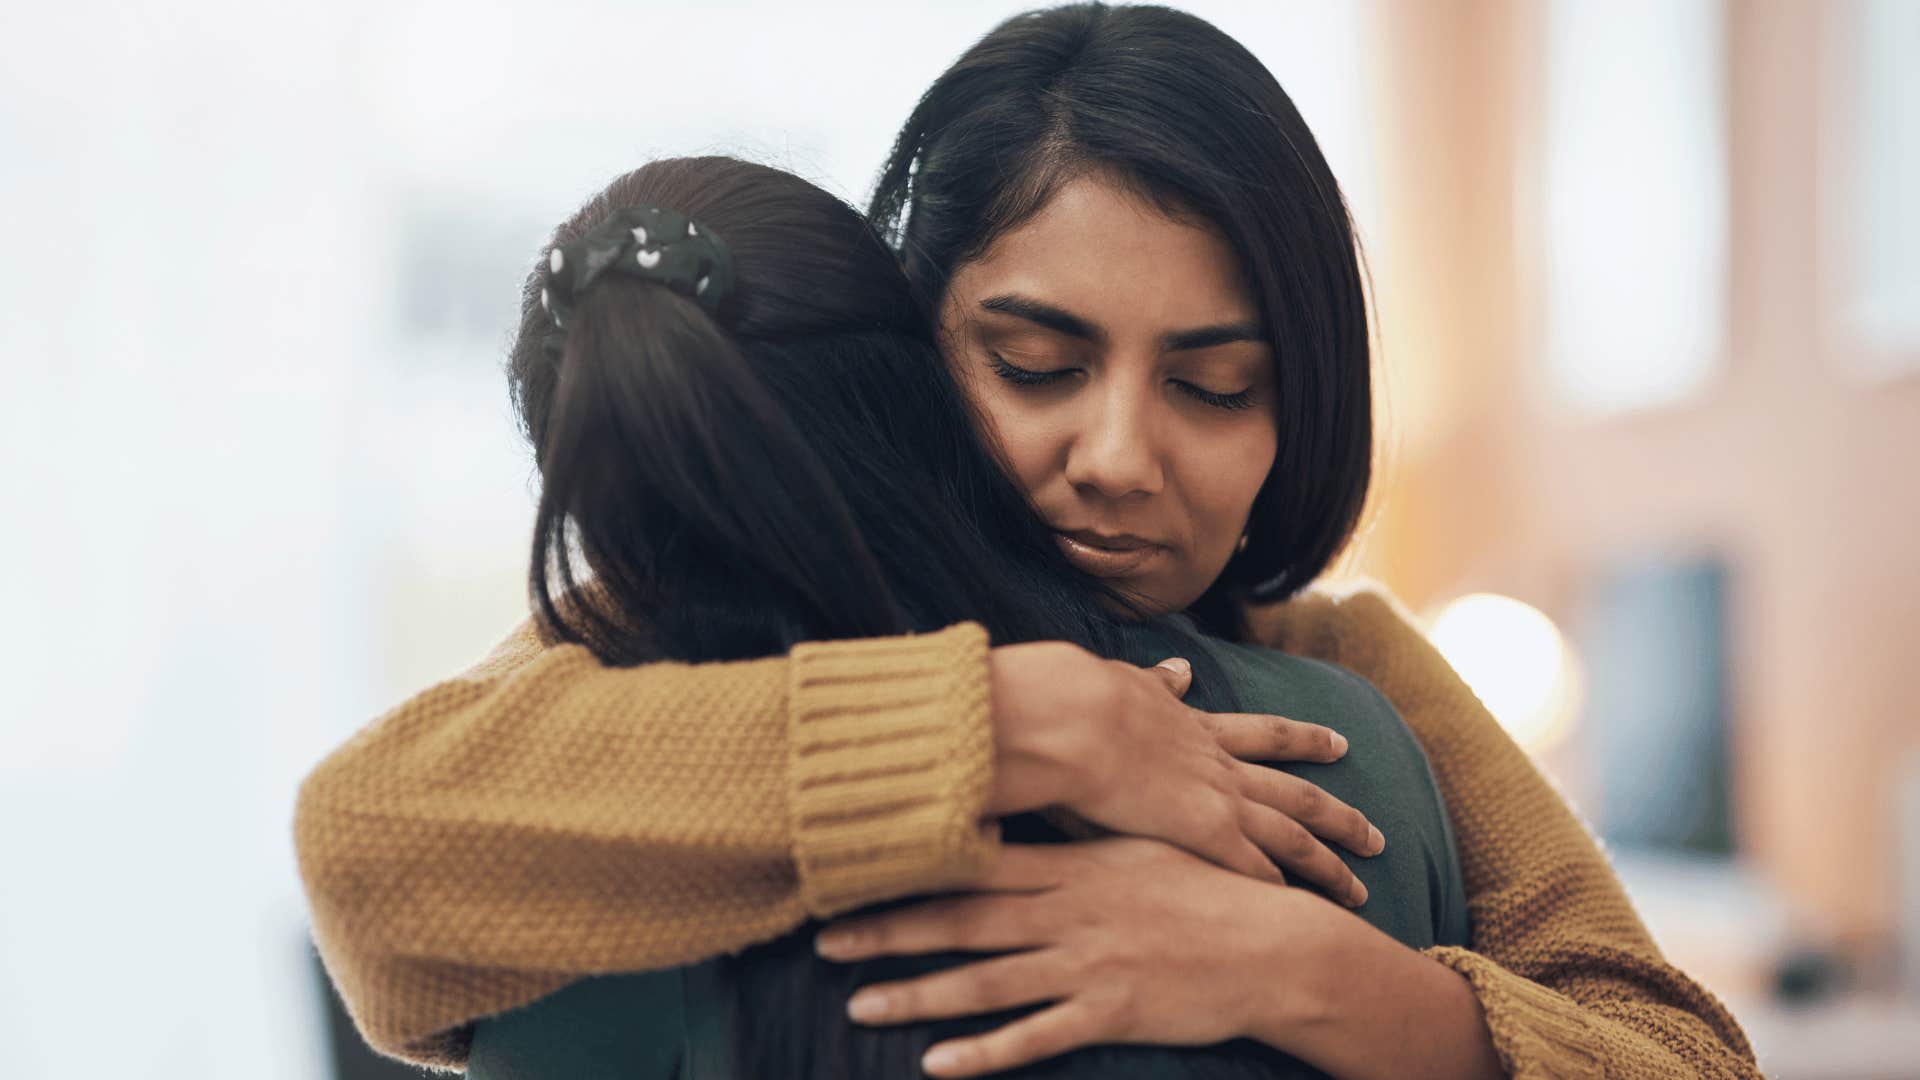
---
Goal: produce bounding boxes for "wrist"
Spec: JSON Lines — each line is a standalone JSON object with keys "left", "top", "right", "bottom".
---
{"left": 985, "top": 643, "right": 1099, "bottom": 815}
{"left": 1244, "top": 899, "right": 1501, "bottom": 1080}
{"left": 1239, "top": 888, "right": 1353, "bottom": 1046}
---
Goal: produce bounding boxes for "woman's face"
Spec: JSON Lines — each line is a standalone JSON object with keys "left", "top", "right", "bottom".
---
{"left": 938, "top": 174, "right": 1277, "bottom": 616}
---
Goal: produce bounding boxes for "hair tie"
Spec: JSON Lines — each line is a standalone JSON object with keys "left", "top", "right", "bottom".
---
{"left": 539, "top": 207, "right": 735, "bottom": 332}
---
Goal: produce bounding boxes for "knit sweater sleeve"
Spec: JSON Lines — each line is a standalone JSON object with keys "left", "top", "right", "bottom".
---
{"left": 1245, "top": 586, "right": 1760, "bottom": 1079}
{"left": 293, "top": 618, "right": 995, "bottom": 1072}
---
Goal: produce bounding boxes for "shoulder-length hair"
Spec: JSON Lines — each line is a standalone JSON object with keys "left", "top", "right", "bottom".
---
{"left": 869, "top": 2, "right": 1374, "bottom": 635}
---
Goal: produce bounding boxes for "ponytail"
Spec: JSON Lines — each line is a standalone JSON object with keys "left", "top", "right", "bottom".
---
{"left": 530, "top": 271, "right": 906, "bottom": 665}
{"left": 510, "top": 158, "right": 1137, "bottom": 669}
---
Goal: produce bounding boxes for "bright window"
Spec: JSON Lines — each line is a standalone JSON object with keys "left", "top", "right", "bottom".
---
{"left": 1839, "top": 0, "right": 1920, "bottom": 372}
{"left": 1542, "top": 0, "right": 1728, "bottom": 415}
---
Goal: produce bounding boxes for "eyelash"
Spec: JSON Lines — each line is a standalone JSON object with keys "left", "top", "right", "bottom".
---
{"left": 1182, "top": 385, "right": 1256, "bottom": 411}
{"left": 986, "top": 351, "right": 1256, "bottom": 411}
{"left": 986, "top": 351, "right": 1067, "bottom": 387}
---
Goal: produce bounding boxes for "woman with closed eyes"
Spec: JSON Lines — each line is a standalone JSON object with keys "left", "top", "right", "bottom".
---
{"left": 454, "top": 152, "right": 1469, "bottom": 1080}
{"left": 295, "top": 5, "right": 1757, "bottom": 1078}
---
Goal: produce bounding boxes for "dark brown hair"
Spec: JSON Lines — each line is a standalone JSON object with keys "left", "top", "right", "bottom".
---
{"left": 870, "top": 2, "right": 1374, "bottom": 633}
{"left": 507, "top": 155, "right": 1140, "bottom": 665}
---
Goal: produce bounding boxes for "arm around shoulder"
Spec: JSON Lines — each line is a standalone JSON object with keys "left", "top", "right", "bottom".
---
{"left": 1246, "top": 586, "right": 1760, "bottom": 1079}
{"left": 294, "top": 618, "right": 995, "bottom": 1069}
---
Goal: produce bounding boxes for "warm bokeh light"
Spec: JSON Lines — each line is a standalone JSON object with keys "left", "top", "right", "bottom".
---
{"left": 1428, "top": 593, "right": 1581, "bottom": 754}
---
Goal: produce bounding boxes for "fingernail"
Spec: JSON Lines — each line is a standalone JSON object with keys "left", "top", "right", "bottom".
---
{"left": 1350, "top": 881, "right": 1369, "bottom": 907}
{"left": 1368, "top": 825, "right": 1385, "bottom": 855}
{"left": 1157, "top": 657, "right": 1191, "bottom": 677}
{"left": 923, "top": 1044, "right": 967, "bottom": 1075}
{"left": 847, "top": 989, "right": 890, "bottom": 1023}
{"left": 815, "top": 930, "right": 860, "bottom": 959}
{"left": 1330, "top": 732, "right": 1349, "bottom": 757}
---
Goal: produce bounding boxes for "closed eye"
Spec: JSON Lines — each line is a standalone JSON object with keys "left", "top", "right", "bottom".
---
{"left": 987, "top": 351, "right": 1076, "bottom": 387}
{"left": 990, "top": 351, "right": 1253, "bottom": 410}
{"left": 1174, "top": 380, "right": 1256, "bottom": 411}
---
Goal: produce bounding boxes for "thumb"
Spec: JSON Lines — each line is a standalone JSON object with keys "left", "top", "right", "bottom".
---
{"left": 1152, "top": 656, "right": 1194, "bottom": 699}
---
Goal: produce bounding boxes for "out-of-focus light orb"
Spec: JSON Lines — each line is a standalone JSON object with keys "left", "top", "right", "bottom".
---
{"left": 1429, "top": 593, "right": 1580, "bottom": 753}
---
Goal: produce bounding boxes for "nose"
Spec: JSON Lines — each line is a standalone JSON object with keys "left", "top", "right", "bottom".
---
{"left": 1063, "top": 375, "right": 1165, "bottom": 501}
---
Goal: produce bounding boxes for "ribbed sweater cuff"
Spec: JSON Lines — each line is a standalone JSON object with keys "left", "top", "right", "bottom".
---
{"left": 787, "top": 622, "right": 997, "bottom": 918}
{"left": 1426, "top": 946, "right": 1608, "bottom": 1079}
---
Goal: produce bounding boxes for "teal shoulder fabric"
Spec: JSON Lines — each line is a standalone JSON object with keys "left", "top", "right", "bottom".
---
{"left": 1160, "top": 625, "right": 1470, "bottom": 949}
{"left": 466, "top": 969, "right": 686, "bottom": 1080}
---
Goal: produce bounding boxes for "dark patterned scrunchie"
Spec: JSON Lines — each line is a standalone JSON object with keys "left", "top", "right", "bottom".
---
{"left": 540, "top": 206, "right": 735, "bottom": 331}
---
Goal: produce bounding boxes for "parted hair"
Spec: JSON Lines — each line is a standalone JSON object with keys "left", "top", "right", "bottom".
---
{"left": 869, "top": 2, "right": 1375, "bottom": 635}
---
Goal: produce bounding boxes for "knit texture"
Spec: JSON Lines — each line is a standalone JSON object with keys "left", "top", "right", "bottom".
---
{"left": 296, "top": 586, "right": 1759, "bottom": 1077}
{"left": 1245, "top": 586, "right": 1759, "bottom": 1079}
{"left": 788, "top": 630, "right": 996, "bottom": 915}
{"left": 295, "top": 622, "right": 993, "bottom": 1069}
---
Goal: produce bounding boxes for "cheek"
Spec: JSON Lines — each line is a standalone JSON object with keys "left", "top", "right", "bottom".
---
{"left": 981, "top": 393, "right": 1065, "bottom": 498}
{"left": 948, "top": 356, "right": 1057, "bottom": 497}
{"left": 1180, "top": 421, "right": 1277, "bottom": 544}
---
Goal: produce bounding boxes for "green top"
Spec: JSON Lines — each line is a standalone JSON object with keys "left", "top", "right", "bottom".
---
{"left": 1156, "top": 623, "right": 1470, "bottom": 948}
{"left": 466, "top": 627, "right": 1467, "bottom": 1079}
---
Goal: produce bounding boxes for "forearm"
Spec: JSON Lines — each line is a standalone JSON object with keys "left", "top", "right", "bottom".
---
{"left": 295, "top": 618, "right": 996, "bottom": 1066}
{"left": 1248, "top": 587, "right": 1758, "bottom": 1076}
{"left": 1248, "top": 906, "right": 1501, "bottom": 1080}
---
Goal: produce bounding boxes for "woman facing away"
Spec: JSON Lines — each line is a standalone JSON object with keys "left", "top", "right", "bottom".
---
{"left": 294, "top": 4, "right": 1759, "bottom": 1078}
{"left": 460, "top": 154, "right": 1472, "bottom": 1080}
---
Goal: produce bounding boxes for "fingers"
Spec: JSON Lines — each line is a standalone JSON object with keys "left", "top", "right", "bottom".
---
{"left": 920, "top": 1000, "right": 1106, "bottom": 1079}
{"left": 846, "top": 949, "right": 1065, "bottom": 1027}
{"left": 1208, "top": 712, "right": 1348, "bottom": 763}
{"left": 1237, "top": 763, "right": 1385, "bottom": 858}
{"left": 1151, "top": 656, "right": 1193, "bottom": 698}
{"left": 816, "top": 894, "right": 1050, "bottom": 961}
{"left": 1207, "top": 823, "right": 1287, "bottom": 885}
{"left": 1242, "top": 801, "right": 1369, "bottom": 907}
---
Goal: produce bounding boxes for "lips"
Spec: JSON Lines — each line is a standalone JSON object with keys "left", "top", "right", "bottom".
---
{"left": 1054, "top": 529, "right": 1165, "bottom": 578}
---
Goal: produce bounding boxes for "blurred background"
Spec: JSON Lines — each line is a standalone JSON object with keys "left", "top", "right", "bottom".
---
{"left": 1, "top": 0, "right": 1915, "bottom": 1077}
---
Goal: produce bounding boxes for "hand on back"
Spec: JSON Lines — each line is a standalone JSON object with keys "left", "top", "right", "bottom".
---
{"left": 986, "top": 640, "right": 1384, "bottom": 905}
{"left": 816, "top": 837, "right": 1376, "bottom": 1078}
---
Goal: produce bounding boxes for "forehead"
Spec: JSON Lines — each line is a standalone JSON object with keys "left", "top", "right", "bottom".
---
{"left": 955, "top": 174, "right": 1258, "bottom": 328}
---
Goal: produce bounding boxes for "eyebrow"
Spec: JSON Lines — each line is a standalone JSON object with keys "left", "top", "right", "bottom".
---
{"left": 978, "top": 294, "right": 1099, "bottom": 342}
{"left": 978, "top": 293, "right": 1263, "bottom": 353}
{"left": 1163, "top": 322, "right": 1264, "bottom": 352}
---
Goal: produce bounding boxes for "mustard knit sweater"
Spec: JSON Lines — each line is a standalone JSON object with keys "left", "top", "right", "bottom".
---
{"left": 294, "top": 586, "right": 1759, "bottom": 1078}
